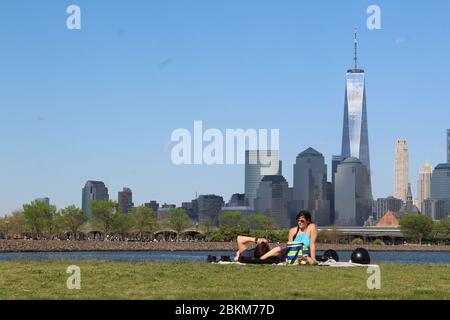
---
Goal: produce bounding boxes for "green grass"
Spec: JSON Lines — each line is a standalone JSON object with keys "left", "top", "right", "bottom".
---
{"left": 0, "top": 261, "right": 449, "bottom": 300}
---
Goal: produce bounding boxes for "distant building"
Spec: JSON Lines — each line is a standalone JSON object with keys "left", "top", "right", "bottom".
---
{"left": 197, "top": 195, "right": 225, "bottom": 225}
{"left": 340, "top": 31, "right": 372, "bottom": 201}
{"left": 376, "top": 211, "right": 400, "bottom": 228}
{"left": 425, "top": 163, "right": 450, "bottom": 220}
{"left": 157, "top": 208, "right": 171, "bottom": 222}
{"left": 331, "top": 155, "right": 345, "bottom": 224}
{"left": 431, "top": 163, "right": 450, "bottom": 199}
{"left": 375, "top": 197, "right": 402, "bottom": 221}
{"left": 255, "top": 175, "right": 292, "bottom": 229}
{"left": 82, "top": 181, "right": 109, "bottom": 215}
{"left": 35, "top": 198, "right": 50, "bottom": 205}
{"left": 394, "top": 139, "right": 409, "bottom": 203}
{"left": 144, "top": 201, "right": 160, "bottom": 212}
{"left": 245, "top": 150, "right": 281, "bottom": 209}
{"left": 181, "top": 199, "right": 199, "bottom": 222}
{"left": 423, "top": 199, "right": 450, "bottom": 221}
{"left": 292, "top": 148, "right": 330, "bottom": 226}
{"left": 161, "top": 203, "right": 176, "bottom": 209}
{"left": 397, "top": 184, "right": 420, "bottom": 216}
{"left": 118, "top": 188, "right": 133, "bottom": 214}
{"left": 220, "top": 206, "right": 255, "bottom": 217}
{"left": 334, "top": 157, "right": 372, "bottom": 226}
{"left": 226, "top": 194, "right": 246, "bottom": 207}
{"left": 417, "top": 162, "right": 433, "bottom": 212}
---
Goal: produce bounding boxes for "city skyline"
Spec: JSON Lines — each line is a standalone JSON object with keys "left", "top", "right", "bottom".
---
{"left": 1, "top": 1, "right": 450, "bottom": 214}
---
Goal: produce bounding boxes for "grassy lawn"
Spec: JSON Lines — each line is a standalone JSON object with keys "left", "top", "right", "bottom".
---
{"left": 0, "top": 261, "right": 449, "bottom": 300}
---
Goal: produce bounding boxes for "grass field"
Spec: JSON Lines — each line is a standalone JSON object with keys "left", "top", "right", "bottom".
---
{"left": 0, "top": 262, "right": 449, "bottom": 300}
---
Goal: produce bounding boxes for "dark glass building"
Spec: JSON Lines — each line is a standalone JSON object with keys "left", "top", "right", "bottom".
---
{"left": 340, "top": 31, "right": 372, "bottom": 199}
{"left": 334, "top": 157, "right": 372, "bottom": 226}
{"left": 197, "top": 195, "right": 225, "bottom": 225}
{"left": 82, "top": 181, "right": 109, "bottom": 215}
{"left": 255, "top": 175, "right": 292, "bottom": 229}
{"left": 293, "top": 148, "right": 330, "bottom": 226}
{"left": 118, "top": 188, "right": 134, "bottom": 214}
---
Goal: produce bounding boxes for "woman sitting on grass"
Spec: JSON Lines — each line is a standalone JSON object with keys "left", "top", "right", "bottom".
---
{"left": 235, "top": 211, "right": 318, "bottom": 265}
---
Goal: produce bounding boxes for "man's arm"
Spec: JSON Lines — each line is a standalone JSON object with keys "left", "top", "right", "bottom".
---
{"left": 237, "top": 236, "right": 267, "bottom": 253}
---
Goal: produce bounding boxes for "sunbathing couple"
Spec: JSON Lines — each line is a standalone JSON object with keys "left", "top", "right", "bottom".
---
{"left": 234, "top": 211, "right": 318, "bottom": 265}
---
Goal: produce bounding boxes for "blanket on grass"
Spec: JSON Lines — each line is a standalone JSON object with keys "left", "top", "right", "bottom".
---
{"left": 214, "top": 260, "right": 379, "bottom": 268}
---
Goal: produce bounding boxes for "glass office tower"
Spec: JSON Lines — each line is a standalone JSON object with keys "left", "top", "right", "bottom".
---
{"left": 341, "top": 70, "right": 370, "bottom": 172}
{"left": 340, "top": 31, "right": 372, "bottom": 198}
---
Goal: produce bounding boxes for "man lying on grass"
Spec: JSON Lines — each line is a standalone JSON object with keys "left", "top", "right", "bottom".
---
{"left": 234, "top": 211, "right": 318, "bottom": 265}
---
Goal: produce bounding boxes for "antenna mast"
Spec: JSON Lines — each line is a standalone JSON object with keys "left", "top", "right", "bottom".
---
{"left": 354, "top": 28, "right": 358, "bottom": 70}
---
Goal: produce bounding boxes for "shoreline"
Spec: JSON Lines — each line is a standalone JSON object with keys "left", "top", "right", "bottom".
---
{"left": 1, "top": 240, "right": 450, "bottom": 253}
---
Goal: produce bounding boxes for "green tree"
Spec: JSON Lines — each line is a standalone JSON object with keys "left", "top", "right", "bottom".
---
{"left": 400, "top": 214, "right": 434, "bottom": 244}
{"left": 0, "top": 217, "right": 5, "bottom": 235}
{"left": 112, "top": 209, "right": 133, "bottom": 238}
{"left": 218, "top": 211, "right": 242, "bottom": 228}
{"left": 168, "top": 208, "right": 191, "bottom": 240}
{"left": 90, "top": 200, "right": 118, "bottom": 236}
{"left": 23, "top": 201, "right": 57, "bottom": 237}
{"left": 131, "top": 206, "right": 159, "bottom": 239}
{"left": 431, "top": 218, "right": 450, "bottom": 243}
{"left": 241, "top": 214, "right": 277, "bottom": 231}
{"left": 4, "top": 211, "right": 26, "bottom": 234}
{"left": 200, "top": 216, "right": 214, "bottom": 235}
{"left": 52, "top": 211, "right": 66, "bottom": 237}
{"left": 60, "top": 205, "right": 86, "bottom": 239}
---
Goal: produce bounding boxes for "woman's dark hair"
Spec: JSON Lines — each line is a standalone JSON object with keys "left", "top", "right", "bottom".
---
{"left": 254, "top": 242, "right": 270, "bottom": 259}
{"left": 296, "top": 211, "right": 312, "bottom": 223}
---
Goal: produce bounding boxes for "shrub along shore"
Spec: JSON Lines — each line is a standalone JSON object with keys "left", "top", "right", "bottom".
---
{"left": 1, "top": 240, "right": 449, "bottom": 253}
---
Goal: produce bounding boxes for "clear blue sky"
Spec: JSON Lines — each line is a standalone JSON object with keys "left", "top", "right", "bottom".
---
{"left": 1, "top": 0, "right": 449, "bottom": 214}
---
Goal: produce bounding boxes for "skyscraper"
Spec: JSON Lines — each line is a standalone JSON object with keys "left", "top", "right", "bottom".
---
{"left": 293, "top": 148, "right": 330, "bottom": 226}
{"left": 35, "top": 197, "right": 50, "bottom": 205}
{"left": 255, "top": 175, "right": 292, "bottom": 229}
{"left": 244, "top": 150, "right": 281, "bottom": 208}
{"left": 334, "top": 158, "right": 372, "bottom": 226}
{"left": 118, "top": 188, "right": 134, "bottom": 214}
{"left": 331, "top": 155, "right": 344, "bottom": 224}
{"left": 82, "top": 181, "right": 109, "bottom": 215}
{"left": 197, "top": 194, "right": 225, "bottom": 225}
{"left": 431, "top": 164, "right": 450, "bottom": 199}
{"left": 341, "top": 30, "right": 371, "bottom": 174}
{"left": 417, "top": 162, "right": 433, "bottom": 212}
{"left": 394, "top": 139, "right": 409, "bottom": 203}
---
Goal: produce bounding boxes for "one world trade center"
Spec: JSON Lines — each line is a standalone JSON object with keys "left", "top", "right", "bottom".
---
{"left": 341, "top": 30, "right": 371, "bottom": 172}
{"left": 340, "top": 30, "right": 372, "bottom": 197}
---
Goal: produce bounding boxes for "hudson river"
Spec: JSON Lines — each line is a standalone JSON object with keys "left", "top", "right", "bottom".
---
{"left": 1, "top": 250, "right": 450, "bottom": 264}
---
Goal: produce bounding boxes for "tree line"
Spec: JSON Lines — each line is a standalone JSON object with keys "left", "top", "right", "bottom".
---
{"left": 0, "top": 200, "right": 192, "bottom": 240}
{"left": 1, "top": 201, "right": 449, "bottom": 244}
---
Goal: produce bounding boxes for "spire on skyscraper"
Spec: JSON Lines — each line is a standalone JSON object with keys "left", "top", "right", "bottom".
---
{"left": 354, "top": 28, "right": 358, "bottom": 70}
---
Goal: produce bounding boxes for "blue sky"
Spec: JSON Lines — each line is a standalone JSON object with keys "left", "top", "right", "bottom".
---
{"left": 1, "top": 0, "right": 449, "bottom": 214}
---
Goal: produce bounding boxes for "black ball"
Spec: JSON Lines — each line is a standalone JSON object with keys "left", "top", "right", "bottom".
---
{"left": 219, "top": 256, "right": 231, "bottom": 262}
{"left": 351, "top": 248, "right": 371, "bottom": 265}
{"left": 323, "top": 249, "right": 340, "bottom": 262}
{"left": 207, "top": 255, "right": 217, "bottom": 263}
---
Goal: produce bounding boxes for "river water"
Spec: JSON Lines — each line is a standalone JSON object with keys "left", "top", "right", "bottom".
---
{"left": 0, "top": 250, "right": 449, "bottom": 264}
